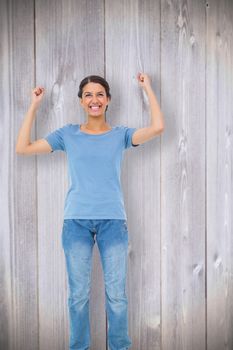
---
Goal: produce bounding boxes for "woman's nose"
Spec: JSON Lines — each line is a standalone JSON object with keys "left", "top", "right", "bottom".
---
{"left": 92, "top": 94, "right": 100, "bottom": 102}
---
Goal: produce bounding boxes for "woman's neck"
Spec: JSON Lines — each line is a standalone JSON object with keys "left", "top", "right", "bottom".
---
{"left": 82, "top": 119, "right": 111, "bottom": 131}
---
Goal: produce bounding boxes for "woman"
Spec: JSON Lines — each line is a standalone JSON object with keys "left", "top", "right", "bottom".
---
{"left": 16, "top": 73, "right": 164, "bottom": 350}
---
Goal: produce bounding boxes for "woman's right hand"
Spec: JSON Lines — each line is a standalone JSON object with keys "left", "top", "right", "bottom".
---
{"left": 31, "top": 86, "right": 45, "bottom": 107}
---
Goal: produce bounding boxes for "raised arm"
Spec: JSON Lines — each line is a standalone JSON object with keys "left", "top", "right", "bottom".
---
{"left": 15, "top": 87, "right": 52, "bottom": 155}
{"left": 131, "top": 72, "right": 165, "bottom": 146}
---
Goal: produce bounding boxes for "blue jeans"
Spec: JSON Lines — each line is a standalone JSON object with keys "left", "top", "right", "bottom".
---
{"left": 62, "top": 219, "right": 132, "bottom": 350}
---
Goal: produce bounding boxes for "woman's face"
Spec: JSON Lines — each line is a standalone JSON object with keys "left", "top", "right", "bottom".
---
{"left": 80, "top": 82, "right": 110, "bottom": 117}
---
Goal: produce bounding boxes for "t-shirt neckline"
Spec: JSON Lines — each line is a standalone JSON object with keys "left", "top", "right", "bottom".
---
{"left": 78, "top": 124, "right": 115, "bottom": 136}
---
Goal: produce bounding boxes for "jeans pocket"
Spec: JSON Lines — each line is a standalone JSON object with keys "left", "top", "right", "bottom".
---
{"left": 61, "top": 219, "right": 71, "bottom": 248}
{"left": 120, "top": 220, "right": 129, "bottom": 244}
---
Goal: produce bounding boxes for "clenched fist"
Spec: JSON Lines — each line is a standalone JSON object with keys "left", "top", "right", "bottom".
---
{"left": 31, "top": 86, "right": 45, "bottom": 106}
{"left": 136, "top": 73, "right": 152, "bottom": 92}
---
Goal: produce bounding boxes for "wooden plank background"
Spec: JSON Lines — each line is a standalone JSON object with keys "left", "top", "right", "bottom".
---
{"left": 0, "top": 1, "right": 38, "bottom": 350}
{"left": 161, "top": 1, "right": 206, "bottom": 349}
{"left": 0, "top": 0, "right": 232, "bottom": 350}
{"left": 206, "top": 1, "right": 233, "bottom": 349}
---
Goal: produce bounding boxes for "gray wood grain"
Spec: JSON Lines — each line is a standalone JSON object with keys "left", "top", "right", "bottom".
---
{"left": 206, "top": 0, "right": 233, "bottom": 349}
{"left": 105, "top": 1, "right": 161, "bottom": 349}
{"left": 1, "top": 0, "right": 233, "bottom": 349}
{"left": 35, "top": 1, "right": 106, "bottom": 350}
{"left": 161, "top": 1, "right": 206, "bottom": 349}
{"left": 0, "top": 0, "right": 38, "bottom": 350}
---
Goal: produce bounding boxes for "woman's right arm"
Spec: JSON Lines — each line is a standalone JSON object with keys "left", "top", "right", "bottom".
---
{"left": 15, "top": 87, "right": 52, "bottom": 155}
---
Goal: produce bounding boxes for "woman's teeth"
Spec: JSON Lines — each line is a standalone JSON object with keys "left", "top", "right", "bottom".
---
{"left": 90, "top": 106, "right": 101, "bottom": 110}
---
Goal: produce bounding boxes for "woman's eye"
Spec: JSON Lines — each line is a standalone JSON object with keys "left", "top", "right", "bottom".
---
{"left": 84, "top": 93, "right": 104, "bottom": 98}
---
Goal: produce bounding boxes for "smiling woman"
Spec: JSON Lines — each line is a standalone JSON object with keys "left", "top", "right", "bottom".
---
{"left": 15, "top": 73, "right": 164, "bottom": 350}
{"left": 77, "top": 75, "right": 113, "bottom": 133}
{"left": 78, "top": 75, "right": 111, "bottom": 109}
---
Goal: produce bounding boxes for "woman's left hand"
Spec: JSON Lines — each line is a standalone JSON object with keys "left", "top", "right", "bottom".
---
{"left": 137, "top": 72, "right": 152, "bottom": 91}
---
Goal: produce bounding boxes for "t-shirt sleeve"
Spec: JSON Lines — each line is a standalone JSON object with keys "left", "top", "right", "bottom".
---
{"left": 43, "top": 124, "right": 70, "bottom": 152}
{"left": 124, "top": 126, "right": 140, "bottom": 149}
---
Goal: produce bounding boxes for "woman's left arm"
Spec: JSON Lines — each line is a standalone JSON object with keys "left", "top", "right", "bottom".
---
{"left": 132, "top": 72, "right": 165, "bottom": 146}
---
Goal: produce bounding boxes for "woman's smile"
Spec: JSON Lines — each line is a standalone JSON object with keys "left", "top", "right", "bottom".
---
{"left": 89, "top": 105, "right": 102, "bottom": 110}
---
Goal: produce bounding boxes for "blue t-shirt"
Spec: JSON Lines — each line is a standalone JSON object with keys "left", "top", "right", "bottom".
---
{"left": 43, "top": 123, "right": 140, "bottom": 220}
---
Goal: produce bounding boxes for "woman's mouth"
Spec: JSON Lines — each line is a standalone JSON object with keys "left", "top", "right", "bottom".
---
{"left": 89, "top": 105, "right": 102, "bottom": 111}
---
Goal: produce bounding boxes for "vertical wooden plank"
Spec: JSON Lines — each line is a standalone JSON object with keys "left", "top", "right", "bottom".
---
{"left": 0, "top": 0, "right": 38, "bottom": 350}
{"left": 0, "top": 3, "right": 12, "bottom": 349}
{"left": 207, "top": 0, "right": 233, "bottom": 349}
{"left": 35, "top": 1, "right": 106, "bottom": 349}
{"left": 105, "top": 1, "right": 161, "bottom": 349}
{"left": 161, "top": 1, "right": 206, "bottom": 349}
